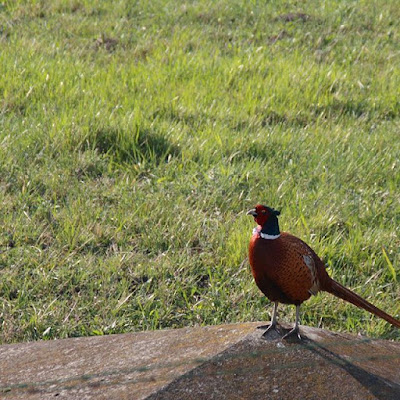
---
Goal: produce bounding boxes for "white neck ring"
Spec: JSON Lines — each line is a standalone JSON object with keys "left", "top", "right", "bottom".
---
{"left": 253, "top": 228, "right": 280, "bottom": 240}
{"left": 259, "top": 232, "right": 281, "bottom": 240}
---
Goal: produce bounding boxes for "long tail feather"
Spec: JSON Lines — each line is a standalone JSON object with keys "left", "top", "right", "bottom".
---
{"left": 324, "top": 279, "right": 400, "bottom": 328}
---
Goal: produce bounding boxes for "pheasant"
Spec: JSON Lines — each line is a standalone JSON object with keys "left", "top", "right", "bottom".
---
{"left": 247, "top": 204, "right": 400, "bottom": 339}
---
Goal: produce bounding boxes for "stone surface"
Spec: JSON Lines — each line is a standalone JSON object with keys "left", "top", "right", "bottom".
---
{"left": 1, "top": 323, "right": 399, "bottom": 399}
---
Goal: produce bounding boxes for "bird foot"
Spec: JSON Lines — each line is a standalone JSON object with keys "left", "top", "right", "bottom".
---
{"left": 281, "top": 326, "right": 302, "bottom": 342}
{"left": 260, "top": 322, "right": 280, "bottom": 338}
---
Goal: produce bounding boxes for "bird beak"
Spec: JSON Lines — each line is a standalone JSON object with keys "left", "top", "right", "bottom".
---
{"left": 246, "top": 208, "right": 257, "bottom": 217}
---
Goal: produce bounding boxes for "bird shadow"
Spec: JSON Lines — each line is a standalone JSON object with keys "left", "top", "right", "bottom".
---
{"left": 147, "top": 327, "right": 400, "bottom": 399}
{"left": 299, "top": 335, "right": 400, "bottom": 400}
{"left": 260, "top": 325, "right": 400, "bottom": 400}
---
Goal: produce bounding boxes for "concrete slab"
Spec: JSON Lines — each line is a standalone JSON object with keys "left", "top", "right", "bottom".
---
{"left": 1, "top": 323, "right": 399, "bottom": 399}
{"left": 0, "top": 323, "right": 258, "bottom": 399}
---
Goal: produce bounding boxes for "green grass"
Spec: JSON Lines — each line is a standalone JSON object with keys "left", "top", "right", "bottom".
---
{"left": 0, "top": 0, "right": 399, "bottom": 343}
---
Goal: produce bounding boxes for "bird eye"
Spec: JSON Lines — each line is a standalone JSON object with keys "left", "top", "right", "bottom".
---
{"left": 261, "top": 210, "right": 266, "bottom": 214}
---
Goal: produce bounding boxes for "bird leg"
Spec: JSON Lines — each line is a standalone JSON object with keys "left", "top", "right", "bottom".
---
{"left": 282, "top": 304, "right": 302, "bottom": 341}
{"left": 261, "top": 301, "right": 279, "bottom": 337}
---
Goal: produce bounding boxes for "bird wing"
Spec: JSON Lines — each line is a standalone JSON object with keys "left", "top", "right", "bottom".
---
{"left": 273, "top": 233, "right": 321, "bottom": 301}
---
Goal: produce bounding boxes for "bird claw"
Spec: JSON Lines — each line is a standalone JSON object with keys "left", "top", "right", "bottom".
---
{"left": 261, "top": 322, "right": 280, "bottom": 338}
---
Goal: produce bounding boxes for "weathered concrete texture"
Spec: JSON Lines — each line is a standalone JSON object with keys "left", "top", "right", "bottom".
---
{"left": 1, "top": 323, "right": 399, "bottom": 400}
{"left": 149, "top": 325, "right": 400, "bottom": 400}
{"left": 0, "top": 323, "right": 258, "bottom": 399}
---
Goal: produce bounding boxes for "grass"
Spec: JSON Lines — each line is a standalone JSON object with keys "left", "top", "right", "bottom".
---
{"left": 0, "top": 0, "right": 399, "bottom": 343}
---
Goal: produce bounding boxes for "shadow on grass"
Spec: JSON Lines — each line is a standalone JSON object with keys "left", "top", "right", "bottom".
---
{"left": 312, "top": 99, "right": 398, "bottom": 121}
{"left": 232, "top": 110, "right": 310, "bottom": 132}
{"left": 82, "top": 126, "right": 180, "bottom": 166}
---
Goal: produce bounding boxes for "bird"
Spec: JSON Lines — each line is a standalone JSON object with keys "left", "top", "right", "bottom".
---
{"left": 247, "top": 204, "right": 400, "bottom": 340}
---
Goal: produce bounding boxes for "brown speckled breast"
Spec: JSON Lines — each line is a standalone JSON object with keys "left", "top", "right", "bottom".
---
{"left": 249, "top": 232, "right": 327, "bottom": 305}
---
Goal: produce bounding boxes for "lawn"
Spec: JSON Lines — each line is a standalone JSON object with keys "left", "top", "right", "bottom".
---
{"left": 0, "top": 0, "right": 399, "bottom": 343}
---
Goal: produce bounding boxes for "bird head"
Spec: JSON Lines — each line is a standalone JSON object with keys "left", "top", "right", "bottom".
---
{"left": 247, "top": 204, "right": 281, "bottom": 226}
